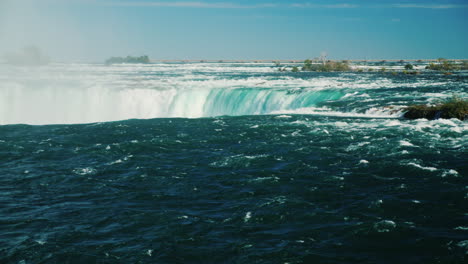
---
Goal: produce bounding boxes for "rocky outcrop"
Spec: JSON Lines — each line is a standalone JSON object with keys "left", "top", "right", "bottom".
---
{"left": 404, "top": 98, "right": 467, "bottom": 120}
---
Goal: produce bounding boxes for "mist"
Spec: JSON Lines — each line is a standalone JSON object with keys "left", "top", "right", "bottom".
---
{"left": 0, "top": 0, "right": 132, "bottom": 63}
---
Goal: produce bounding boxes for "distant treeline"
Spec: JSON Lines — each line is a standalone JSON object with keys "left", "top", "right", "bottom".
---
{"left": 302, "top": 59, "right": 350, "bottom": 72}
{"left": 275, "top": 58, "right": 468, "bottom": 73}
{"left": 425, "top": 59, "right": 468, "bottom": 71}
{"left": 105, "top": 55, "right": 150, "bottom": 64}
{"left": 276, "top": 59, "right": 351, "bottom": 72}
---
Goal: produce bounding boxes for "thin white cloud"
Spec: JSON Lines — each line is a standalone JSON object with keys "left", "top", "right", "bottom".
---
{"left": 290, "top": 3, "right": 359, "bottom": 8}
{"left": 393, "top": 4, "right": 468, "bottom": 9}
{"left": 107, "top": 1, "right": 277, "bottom": 9}
{"left": 102, "top": 1, "right": 468, "bottom": 10}
{"left": 292, "top": 2, "right": 467, "bottom": 9}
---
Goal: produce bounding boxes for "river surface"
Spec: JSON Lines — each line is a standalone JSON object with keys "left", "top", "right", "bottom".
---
{"left": 0, "top": 62, "right": 467, "bottom": 263}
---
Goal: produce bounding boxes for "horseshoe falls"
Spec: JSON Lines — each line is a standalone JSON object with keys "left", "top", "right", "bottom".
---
{"left": 0, "top": 62, "right": 467, "bottom": 264}
{"left": 0, "top": 63, "right": 400, "bottom": 124}
{"left": 1, "top": 85, "right": 344, "bottom": 124}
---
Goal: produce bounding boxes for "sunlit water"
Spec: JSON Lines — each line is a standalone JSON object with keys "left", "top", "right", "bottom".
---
{"left": 0, "top": 62, "right": 467, "bottom": 263}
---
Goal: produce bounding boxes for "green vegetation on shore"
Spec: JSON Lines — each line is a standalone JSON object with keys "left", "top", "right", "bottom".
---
{"left": 274, "top": 57, "right": 467, "bottom": 74}
{"left": 425, "top": 58, "right": 468, "bottom": 71}
{"left": 404, "top": 96, "right": 468, "bottom": 120}
{"left": 402, "top": 70, "right": 421, "bottom": 75}
{"left": 105, "top": 55, "right": 150, "bottom": 64}
{"left": 301, "top": 59, "right": 351, "bottom": 72}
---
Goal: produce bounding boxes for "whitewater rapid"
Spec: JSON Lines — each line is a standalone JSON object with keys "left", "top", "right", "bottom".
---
{"left": 0, "top": 62, "right": 465, "bottom": 125}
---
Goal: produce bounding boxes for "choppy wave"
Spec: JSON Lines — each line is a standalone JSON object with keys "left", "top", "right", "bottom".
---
{"left": 1, "top": 114, "right": 466, "bottom": 263}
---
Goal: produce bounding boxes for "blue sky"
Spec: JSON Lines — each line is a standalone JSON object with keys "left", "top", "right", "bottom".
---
{"left": 1, "top": 0, "right": 467, "bottom": 62}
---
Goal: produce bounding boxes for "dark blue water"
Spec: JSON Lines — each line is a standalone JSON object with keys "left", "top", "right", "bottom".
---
{"left": 0, "top": 63, "right": 467, "bottom": 263}
{"left": 1, "top": 115, "right": 466, "bottom": 263}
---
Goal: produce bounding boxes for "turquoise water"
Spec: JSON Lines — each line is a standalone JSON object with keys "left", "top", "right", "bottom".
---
{"left": 0, "top": 62, "right": 467, "bottom": 263}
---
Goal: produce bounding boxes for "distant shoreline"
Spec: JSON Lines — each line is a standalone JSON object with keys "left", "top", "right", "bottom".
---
{"left": 152, "top": 59, "right": 467, "bottom": 63}
{"left": 1, "top": 59, "right": 466, "bottom": 65}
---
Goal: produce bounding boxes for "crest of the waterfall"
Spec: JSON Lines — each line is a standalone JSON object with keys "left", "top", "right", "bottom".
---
{"left": 2, "top": 62, "right": 458, "bottom": 125}
{"left": 0, "top": 63, "right": 350, "bottom": 125}
{"left": 0, "top": 83, "right": 344, "bottom": 124}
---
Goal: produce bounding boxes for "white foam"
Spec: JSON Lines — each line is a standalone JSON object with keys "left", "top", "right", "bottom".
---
{"left": 73, "top": 167, "right": 96, "bottom": 175}
{"left": 385, "top": 120, "right": 402, "bottom": 127}
{"left": 374, "top": 220, "right": 397, "bottom": 232}
{"left": 442, "top": 169, "right": 459, "bottom": 177}
{"left": 334, "top": 121, "right": 348, "bottom": 127}
{"left": 244, "top": 212, "right": 252, "bottom": 223}
{"left": 346, "top": 142, "right": 370, "bottom": 152}
{"left": 107, "top": 159, "right": 123, "bottom": 165}
{"left": 35, "top": 240, "right": 46, "bottom": 245}
{"left": 271, "top": 107, "right": 399, "bottom": 119}
{"left": 251, "top": 176, "right": 280, "bottom": 182}
{"left": 399, "top": 140, "right": 415, "bottom": 147}
{"left": 432, "top": 119, "right": 459, "bottom": 127}
{"left": 457, "top": 240, "right": 468, "bottom": 248}
{"left": 407, "top": 162, "right": 438, "bottom": 171}
{"left": 245, "top": 154, "right": 268, "bottom": 159}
